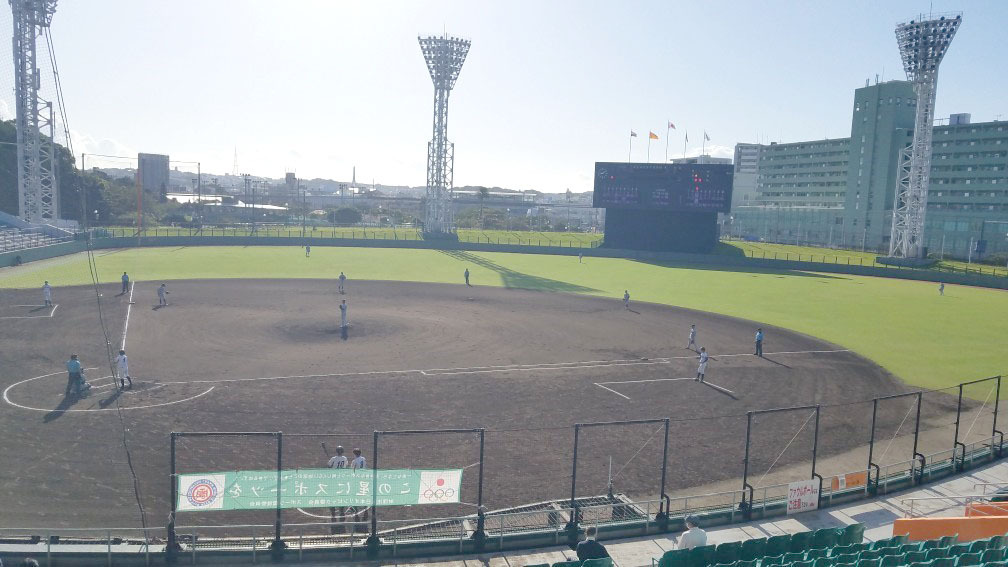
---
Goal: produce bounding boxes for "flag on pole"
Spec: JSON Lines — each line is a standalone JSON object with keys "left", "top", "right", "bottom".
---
{"left": 630, "top": 131, "right": 638, "bottom": 137}
{"left": 704, "top": 131, "right": 710, "bottom": 141}
{"left": 668, "top": 121, "right": 676, "bottom": 130}
{"left": 649, "top": 131, "right": 659, "bottom": 140}
{"left": 685, "top": 131, "right": 688, "bottom": 142}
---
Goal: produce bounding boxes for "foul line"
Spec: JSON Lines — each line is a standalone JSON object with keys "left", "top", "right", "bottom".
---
{"left": 0, "top": 304, "right": 58, "bottom": 320}
{"left": 594, "top": 383, "right": 631, "bottom": 400}
{"left": 121, "top": 281, "right": 135, "bottom": 351}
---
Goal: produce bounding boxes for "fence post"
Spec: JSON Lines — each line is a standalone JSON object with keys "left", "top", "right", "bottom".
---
{"left": 867, "top": 398, "right": 879, "bottom": 495}
{"left": 811, "top": 405, "right": 823, "bottom": 510}
{"left": 995, "top": 377, "right": 1004, "bottom": 457}
{"left": 366, "top": 431, "right": 381, "bottom": 557}
{"left": 565, "top": 424, "right": 580, "bottom": 544}
{"left": 473, "top": 428, "right": 487, "bottom": 549}
{"left": 954, "top": 384, "right": 967, "bottom": 471}
{"left": 271, "top": 431, "right": 286, "bottom": 559}
{"left": 740, "top": 411, "right": 753, "bottom": 519}
{"left": 656, "top": 419, "right": 670, "bottom": 528}
{"left": 167, "top": 432, "right": 178, "bottom": 563}
{"left": 912, "top": 392, "right": 925, "bottom": 483}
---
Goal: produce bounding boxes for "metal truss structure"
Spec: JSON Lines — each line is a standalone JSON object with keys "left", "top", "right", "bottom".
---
{"left": 11, "top": 0, "right": 59, "bottom": 223}
{"left": 418, "top": 34, "right": 470, "bottom": 235}
{"left": 889, "top": 13, "right": 961, "bottom": 258}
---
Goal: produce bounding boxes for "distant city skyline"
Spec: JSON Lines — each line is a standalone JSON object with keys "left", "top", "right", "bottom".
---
{"left": 1, "top": 1, "right": 1005, "bottom": 193}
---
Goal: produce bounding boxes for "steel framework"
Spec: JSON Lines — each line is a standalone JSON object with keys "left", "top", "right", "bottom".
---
{"left": 11, "top": 0, "right": 59, "bottom": 223}
{"left": 889, "top": 13, "right": 961, "bottom": 258}
{"left": 418, "top": 34, "right": 470, "bottom": 235}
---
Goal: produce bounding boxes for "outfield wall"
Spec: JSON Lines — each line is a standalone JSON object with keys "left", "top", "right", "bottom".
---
{"left": 4, "top": 235, "right": 1006, "bottom": 290}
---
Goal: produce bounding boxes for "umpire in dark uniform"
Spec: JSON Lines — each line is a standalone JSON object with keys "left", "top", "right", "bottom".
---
{"left": 576, "top": 526, "right": 610, "bottom": 561}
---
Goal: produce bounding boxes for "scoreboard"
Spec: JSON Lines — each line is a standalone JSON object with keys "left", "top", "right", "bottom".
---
{"left": 592, "top": 162, "right": 733, "bottom": 213}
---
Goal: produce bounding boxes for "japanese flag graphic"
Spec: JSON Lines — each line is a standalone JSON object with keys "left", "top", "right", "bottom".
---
{"left": 178, "top": 473, "right": 226, "bottom": 511}
{"left": 418, "top": 470, "right": 462, "bottom": 504}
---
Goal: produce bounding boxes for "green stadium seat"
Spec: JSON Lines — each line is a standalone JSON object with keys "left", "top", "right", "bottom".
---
{"left": 655, "top": 549, "right": 689, "bottom": 567}
{"left": 983, "top": 550, "right": 1007, "bottom": 564}
{"left": 893, "top": 536, "right": 910, "bottom": 546}
{"left": 812, "top": 530, "right": 841, "bottom": 550}
{"left": 908, "top": 561, "right": 933, "bottom": 567}
{"left": 716, "top": 542, "right": 743, "bottom": 565}
{"left": 878, "top": 547, "right": 904, "bottom": 558}
{"left": 940, "top": 537, "right": 961, "bottom": 548}
{"left": 583, "top": 559, "right": 614, "bottom": 567}
{"left": 860, "top": 551, "right": 882, "bottom": 561}
{"left": 762, "top": 554, "right": 785, "bottom": 567}
{"left": 905, "top": 551, "right": 930, "bottom": 564}
{"left": 984, "top": 562, "right": 1008, "bottom": 567}
{"left": 833, "top": 553, "right": 859, "bottom": 565}
{"left": 553, "top": 561, "right": 582, "bottom": 567}
{"left": 856, "top": 557, "right": 882, "bottom": 567}
{"left": 767, "top": 536, "right": 793, "bottom": 558}
{"left": 688, "top": 544, "right": 717, "bottom": 567}
{"left": 806, "top": 549, "right": 830, "bottom": 560}
{"left": 933, "top": 558, "right": 957, "bottom": 567}
{"left": 956, "top": 553, "right": 983, "bottom": 567}
{"left": 970, "top": 542, "right": 991, "bottom": 555}
{"left": 792, "top": 560, "right": 815, "bottom": 567}
{"left": 741, "top": 538, "right": 768, "bottom": 561}
{"left": 950, "top": 545, "right": 973, "bottom": 557}
{"left": 924, "top": 542, "right": 945, "bottom": 551}
{"left": 985, "top": 536, "right": 1006, "bottom": 551}
{"left": 901, "top": 544, "right": 925, "bottom": 555}
{"left": 832, "top": 546, "right": 862, "bottom": 557}
{"left": 784, "top": 552, "right": 807, "bottom": 563}
{"left": 791, "top": 532, "right": 814, "bottom": 553}
{"left": 735, "top": 560, "right": 758, "bottom": 567}
{"left": 813, "top": 557, "right": 835, "bottom": 567}
{"left": 926, "top": 548, "right": 951, "bottom": 560}
{"left": 835, "top": 562, "right": 856, "bottom": 567}
{"left": 841, "top": 525, "right": 866, "bottom": 546}
{"left": 880, "top": 554, "right": 904, "bottom": 567}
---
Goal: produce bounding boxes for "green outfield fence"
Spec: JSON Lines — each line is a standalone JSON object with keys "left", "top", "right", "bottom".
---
{"left": 151, "top": 375, "right": 1006, "bottom": 563}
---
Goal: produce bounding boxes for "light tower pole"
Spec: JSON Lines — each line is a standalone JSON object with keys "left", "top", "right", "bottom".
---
{"left": 11, "top": 0, "right": 59, "bottom": 224}
{"left": 418, "top": 33, "right": 470, "bottom": 237}
{"left": 888, "top": 12, "right": 961, "bottom": 258}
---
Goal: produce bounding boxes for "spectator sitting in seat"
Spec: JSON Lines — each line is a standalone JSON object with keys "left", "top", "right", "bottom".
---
{"left": 576, "top": 526, "right": 610, "bottom": 561}
{"left": 677, "top": 515, "right": 707, "bottom": 550}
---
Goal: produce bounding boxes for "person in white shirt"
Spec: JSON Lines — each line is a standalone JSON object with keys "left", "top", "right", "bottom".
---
{"left": 115, "top": 349, "right": 132, "bottom": 389}
{"left": 677, "top": 515, "right": 707, "bottom": 549}
{"left": 338, "top": 272, "right": 347, "bottom": 294}
{"left": 623, "top": 290, "right": 630, "bottom": 310}
{"left": 339, "top": 300, "right": 348, "bottom": 329}
{"left": 327, "top": 445, "right": 348, "bottom": 469}
{"left": 687, "top": 324, "right": 697, "bottom": 351}
{"left": 696, "top": 347, "right": 709, "bottom": 382}
{"left": 351, "top": 448, "right": 366, "bottom": 469}
{"left": 43, "top": 281, "right": 53, "bottom": 307}
{"left": 157, "top": 284, "right": 169, "bottom": 306}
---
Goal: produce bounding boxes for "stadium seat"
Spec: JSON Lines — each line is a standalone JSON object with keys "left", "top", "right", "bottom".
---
{"left": 654, "top": 549, "right": 689, "bottom": 567}
{"left": 583, "top": 558, "right": 614, "bottom": 567}
{"left": 813, "top": 557, "right": 835, "bottom": 567}
{"left": 812, "top": 529, "right": 841, "bottom": 550}
{"left": 553, "top": 561, "right": 582, "bottom": 567}
{"left": 791, "top": 532, "right": 814, "bottom": 553}
{"left": 767, "top": 536, "right": 793, "bottom": 557}
{"left": 791, "top": 560, "right": 815, "bottom": 567}
{"left": 762, "top": 554, "right": 785, "bottom": 566}
{"left": 957, "top": 553, "right": 983, "bottom": 567}
{"left": 877, "top": 547, "right": 903, "bottom": 558}
{"left": 807, "top": 549, "right": 830, "bottom": 560}
{"left": 950, "top": 545, "right": 973, "bottom": 557}
{"left": 901, "top": 544, "right": 926, "bottom": 555}
{"left": 859, "top": 551, "right": 882, "bottom": 561}
{"left": 970, "top": 542, "right": 991, "bottom": 555}
{"left": 716, "top": 542, "right": 743, "bottom": 565}
{"left": 855, "top": 557, "right": 882, "bottom": 567}
{"left": 784, "top": 552, "right": 807, "bottom": 563}
{"left": 741, "top": 538, "right": 768, "bottom": 561}
{"left": 525, "top": 564, "right": 550, "bottom": 567}
{"left": 734, "top": 560, "right": 758, "bottom": 567}
{"left": 841, "top": 525, "right": 867, "bottom": 546}
{"left": 833, "top": 553, "right": 860, "bottom": 564}
{"left": 932, "top": 558, "right": 957, "bottom": 567}
{"left": 985, "top": 536, "right": 1006, "bottom": 550}
{"left": 940, "top": 537, "right": 960, "bottom": 548}
{"left": 688, "top": 544, "right": 717, "bottom": 567}
{"left": 983, "top": 550, "right": 1007, "bottom": 564}
{"left": 905, "top": 551, "right": 930, "bottom": 564}
{"left": 926, "top": 549, "right": 951, "bottom": 560}
{"left": 832, "top": 546, "right": 862, "bottom": 558}
{"left": 880, "top": 554, "right": 904, "bottom": 567}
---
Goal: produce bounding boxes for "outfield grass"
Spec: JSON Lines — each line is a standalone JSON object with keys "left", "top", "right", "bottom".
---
{"left": 2, "top": 245, "right": 1004, "bottom": 391}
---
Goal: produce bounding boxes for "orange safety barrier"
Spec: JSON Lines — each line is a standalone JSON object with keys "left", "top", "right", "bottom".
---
{"left": 966, "top": 502, "right": 1008, "bottom": 517}
{"left": 894, "top": 515, "right": 1008, "bottom": 542}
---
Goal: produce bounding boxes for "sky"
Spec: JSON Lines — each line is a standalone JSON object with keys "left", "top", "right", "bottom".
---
{"left": 2, "top": 1, "right": 1006, "bottom": 193}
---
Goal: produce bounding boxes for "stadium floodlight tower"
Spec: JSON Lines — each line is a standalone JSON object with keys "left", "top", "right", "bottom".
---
{"left": 888, "top": 12, "right": 961, "bottom": 259}
{"left": 418, "top": 33, "right": 470, "bottom": 237}
{"left": 10, "top": 0, "right": 60, "bottom": 223}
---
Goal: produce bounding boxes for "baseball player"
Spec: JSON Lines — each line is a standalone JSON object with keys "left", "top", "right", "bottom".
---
{"left": 939, "top": 282, "right": 945, "bottom": 296}
{"left": 339, "top": 299, "right": 348, "bottom": 329}
{"left": 687, "top": 324, "right": 698, "bottom": 351}
{"left": 696, "top": 347, "right": 709, "bottom": 382}
{"left": 351, "top": 448, "right": 366, "bottom": 470}
{"left": 43, "top": 281, "right": 52, "bottom": 307}
{"left": 338, "top": 272, "right": 346, "bottom": 294}
{"left": 754, "top": 328, "right": 764, "bottom": 357}
{"left": 306, "top": 244, "right": 311, "bottom": 258}
{"left": 578, "top": 252, "right": 583, "bottom": 263}
{"left": 115, "top": 349, "right": 133, "bottom": 389}
{"left": 121, "top": 272, "right": 130, "bottom": 295}
{"left": 157, "top": 283, "right": 169, "bottom": 306}
{"left": 464, "top": 268, "right": 471, "bottom": 287}
{"left": 328, "top": 446, "right": 349, "bottom": 533}
{"left": 65, "top": 354, "right": 90, "bottom": 396}
{"left": 623, "top": 290, "right": 630, "bottom": 310}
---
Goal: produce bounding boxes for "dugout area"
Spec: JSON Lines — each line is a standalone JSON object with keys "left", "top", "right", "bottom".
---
{"left": 0, "top": 279, "right": 992, "bottom": 532}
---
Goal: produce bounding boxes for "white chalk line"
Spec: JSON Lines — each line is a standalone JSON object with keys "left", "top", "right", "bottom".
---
{"left": 2, "top": 368, "right": 215, "bottom": 413}
{"left": 121, "top": 281, "right": 135, "bottom": 351}
{"left": 0, "top": 303, "right": 58, "bottom": 319}
{"left": 594, "top": 383, "right": 631, "bottom": 400}
{"left": 596, "top": 377, "right": 694, "bottom": 385}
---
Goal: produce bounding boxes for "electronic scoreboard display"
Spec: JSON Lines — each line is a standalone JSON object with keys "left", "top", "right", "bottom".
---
{"left": 592, "top": 162, "right": 733, "bottom": 213}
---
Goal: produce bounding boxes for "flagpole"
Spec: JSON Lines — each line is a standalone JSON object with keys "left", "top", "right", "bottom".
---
{"left": 702, "top": 130, "right": 706, "bottom": 158}
{"left": 647, "top": 136, "right": 651, "bottom": 163}
{"left": 683, "top": 131, "right": 687, "bottom": 159}
{"left": 628, "top": 132, "right": 632, "bottom": 163}
{"left": 665, "top": 123, "right": 670, "bottom": 162}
